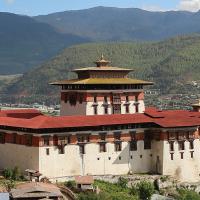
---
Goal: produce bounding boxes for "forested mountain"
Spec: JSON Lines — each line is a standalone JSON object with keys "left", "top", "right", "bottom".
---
{"left": 2, "top": 35, "right": 200, "bottom": 104}
{"left": 35, "top": 6, "right": 200, "bottom": 41}
{"left": 0, "top": 12, "right": 88, "bottom": 74}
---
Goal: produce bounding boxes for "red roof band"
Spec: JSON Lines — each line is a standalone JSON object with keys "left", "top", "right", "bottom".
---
{"left": 0, "top": 108, "right": 199, "bottom": 129}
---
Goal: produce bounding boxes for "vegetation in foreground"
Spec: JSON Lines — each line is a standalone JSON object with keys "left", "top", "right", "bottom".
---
{"left": 65, "top": 177, "right": 200, "bottom": 200}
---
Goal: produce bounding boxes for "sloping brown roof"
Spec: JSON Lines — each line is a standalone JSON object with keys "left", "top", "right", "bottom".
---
{"left": 11, "top": 182, "right": 62, "bottom": 199}
{"left": 75, "top": 176, "right": 94, "bottom": 185}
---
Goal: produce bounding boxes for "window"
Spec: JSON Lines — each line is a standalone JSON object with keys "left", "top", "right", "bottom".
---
{"left": 170, "top": 153, "right": 174, "bottom": 160}
{"left": 119, "top": 156, "right": 121, "bottom": 160}
{"left": 58, "top": 146, "right": 65, "bottom": 154}
{"left": 26, "top": 135, "right": 32, "bottom": 146}
{"left": 104, "top": 107, "right": 108, "bottom": 114}
{"left": 64, "top": 93, "right": 68, "bottom": 103}
{"left": 144, "top": 140, "right": 151, "bottom": 149}
{"left": 94, "top": 95, "right": 97, "bottom": 103}
{"left": 43, "top": 136, "right": 50, "bottom": 146}
{"left": 180, "top": 152, "right": 184, "bottom": 159}
{"left": 99, "top": 133, "right": 106, "bottom": 141}
{"left": 113, "top": 104, "right": 121, "bottom": 114}
{"left": 58, "top": 136, "right": 68, "bottom": 146}
{"left": 144, "top": 132, "right": 152, "bottom": 150}
{"left": 99, "top": 143, "right": 106, "bottom": 152}
{"left": 13, "top": 133, "right": 17, "bottom": 144}
{"left": 191, "top": 151, "right": 194, "bottom": 158}
{"left": 114, "top": 132, "right": 121, "bottom": 141}
{"left": 115, "top": 142, "right": 122, "bottom": 151}
{"left": 69, "top": 94, "right": 77, "bottom": 106}
{"left": 125, "top": 105, "right": 129, "bottom": 113}
{"left": 0, "top": 133, "right": 5, "bottom": 144}
{"left": 94, "top": 106, "right": 98, "bottom": 115}
{"left": 46, "top": 148, "right": 50, "bottom": 156}
{"left": 168, "top": 132, "right": 176, "bottom": 141}
{"left": 169, "top": 141, "right": 174, "bottom": 151}
{"left": 77, "top": 135, "right": 90, "bottom": 143}
{"left": 178, "top": 141, "right": 185, "bottom": 151}
{"left": 79, "top": 145, "right": 85, "bottom": 154}
{"left": 135, "top": 104, "right": 139, "bottom": 113}
{"left": 130, "top": 141, "right": 137, "bottom": 151}
{"left": 130, "top": 131, "right": 136, "bottom": 140}
{"left": 126, "top": 95, "right": 129, "bottom": 102}
{"left": 189, "top": 140, "right": 194, "bottom": 149}
{"left": 104, "top": 96, "right": 108, "bottom": 103}
{"left": 79, "top": 94, "right": 83, "bottom": 104}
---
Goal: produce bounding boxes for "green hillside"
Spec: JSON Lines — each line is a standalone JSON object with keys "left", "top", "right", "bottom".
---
{"left": 2, "top": 35, "right": 200, "bottom": 104}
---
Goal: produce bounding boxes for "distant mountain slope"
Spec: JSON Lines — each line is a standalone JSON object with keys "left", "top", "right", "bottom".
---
{"left": 35, "top": 6, "right": 200, "bottom": 41}
{"left": 0, "top": 12, "right": 88, "bottom": 74}
{"left": 3, "top": 35, "right": 200, "bottom": 104}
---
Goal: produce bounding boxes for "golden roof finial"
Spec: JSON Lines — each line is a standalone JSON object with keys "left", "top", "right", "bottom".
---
{"left": 95, "top": 54, "right": 110, "bottom": 67}
{"left": 101, "top": 54, "right": 104, "bottom": 60}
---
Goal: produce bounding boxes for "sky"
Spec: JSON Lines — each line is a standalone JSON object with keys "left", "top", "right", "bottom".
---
{"left": 0, "top": 0, "right": 200, "bottom": 16}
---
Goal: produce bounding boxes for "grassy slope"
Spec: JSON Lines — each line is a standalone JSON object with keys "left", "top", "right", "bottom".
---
{"left": 2, "top": 34, "right": 200, "bottom": 104}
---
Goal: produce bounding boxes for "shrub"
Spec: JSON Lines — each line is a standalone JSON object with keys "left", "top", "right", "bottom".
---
{"left": 177, "top": 189, "right": 200, "bottom": 200}
{"left": 64, "top": 180, "right": 76, "bottom": 188}
{"left": 2, "top": 180, "right": 16, "bottom": 192}
{"left": 117, "top": 177, "right": 128, "bottom": 188}
{"left": 137, "top": 181, "right": 154, "bottom": 200}
{"left": 3, "top": 168, "right": 13, "bottom": 179}
{"left": 12, "top": 166, "right": 21, "bottom": 181}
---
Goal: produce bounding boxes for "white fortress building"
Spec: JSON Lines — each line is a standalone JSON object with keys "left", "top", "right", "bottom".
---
{"left": 0, "top": 56, "right": 200, "bottom": 182}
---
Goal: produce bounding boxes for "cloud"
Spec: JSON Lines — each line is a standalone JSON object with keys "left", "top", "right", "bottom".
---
{"left": 4, "top": 0, "right": 15, "bottom": 4}
{"left": 179, "top": 0, "right": 200, "bottom": 12}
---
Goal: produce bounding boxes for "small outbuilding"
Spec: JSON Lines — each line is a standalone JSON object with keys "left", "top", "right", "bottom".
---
{"left": 75, "top": 175, "right": 94, "bottom": 191}
{"left": 10, "top": 182, "right": 63, "bottom": 200}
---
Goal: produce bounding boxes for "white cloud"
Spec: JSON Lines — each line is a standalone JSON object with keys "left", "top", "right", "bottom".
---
{"left": 179, "top": 0, "right": 200, "bottom": 12}
{"left": 4, "top": 0, "right": 15, "bottom": 4}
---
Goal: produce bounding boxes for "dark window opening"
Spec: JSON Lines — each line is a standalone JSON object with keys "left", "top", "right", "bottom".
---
{"left": 169, "top": 141, "right": 174, "bottom": 151}
{"left": 130, "top": 141, "right": 137, "bottom": 151}
{"left": 104, "top": 96, "right": 108, "bottom": 103}
{"left": 190, "top": 151, "right": 194, "bottom": 158}
{"left": 114, "top": 132, "right": 121, "bottom": 141}
{"left": 125, "top": 105, "right": 129, "bottom": 113}
{"left": 189, "top": 140, "right": 194, "bottom": 149}
{"left": 113, "top": 104, "right": 121, "bottom": 114}
{"left": 119, "top": 156, "right": 121, "bottom": 160}
{"left": 69, "top": 94, "right": 77, "bottom": 106}
{"left": 26, "top": 135, "right": 32, "bottom": 146}
{"left": 178, "top": 141, "right": 185, "bottom": 151}
{"left": 99, "top": 143, "right": 106, "bottom": 152}
{"left": 170, "top": 153, "right": 174, "bottom": 160}
{"left": 104, "top": 107, "right": 108, "bottom": 114}
{"left": 135, "top": 104, "right": 139, "bottom": 113}
{"left": 77, "top": 135, "right": 90, "bottom": 143}
{"left": 58, "top": 146, "right": 65, "bottom": 154}
{"left": 126, "top": 95, "right": 129, "bottom": 102}
{"left": 94, "top": 95, "right": 97, "bottom": 103}
{"left": 13, "top": 133, "right": 17, "bottom": 144}
{"left": 79, "top": 145, "right": 85, "bottom": 154}
{"left": 79, "top": 94, "right": 83, "bottom": 104}
{"left": 130, "top": 131, "right": 136, "bottom": 140}
{"left": 0, "top": 133, "right": 5, "bottom": 144}
{"left": 99, "top": 133, "right": 106, "bottom": 141}
{"left": 46, "top": 148, "right": 50, "bottom": 155}
{"left": 115, "top": 142, "right": 122, "bottom": 151}
{"left": 130, "top": 155, "right": 133, "bottom": 159}
{"left": 43, "top": 136, "right": 50, "bottom": 146}
{"left": 140, "top": 155, "right": 142, "bottom": 158}
{"left": 108, "top": 157, "right": 111, "bottom": 160}
{"left": 180, "top": 152, "right": 184, "bottom": 159}
{"left": 144, "top": 140, "right": 151, "bottom": 149}
{"left": 94, "top": 106, "right": 98, "bottom": 115}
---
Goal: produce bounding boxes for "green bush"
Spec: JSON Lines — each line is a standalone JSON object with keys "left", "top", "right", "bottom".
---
{"left": 12, "top": 166, "right": 21, "bottom": 181}
{"left": 137, "top": 181, "right": 154, "bottom": 200}
{"left": 117, "top": 177, "right": 128, "bottom": 188}
{"left": 3, "top": 168, "right": 13, "bottom": 179}
{"left": 177, "top": 189, "right": 200, "bottom": 200}
{"left": 2, "top": 180, "right": 16, "bottom": 192}
{"left": 64, "top": 180, "right": 76, "bottom": 188}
